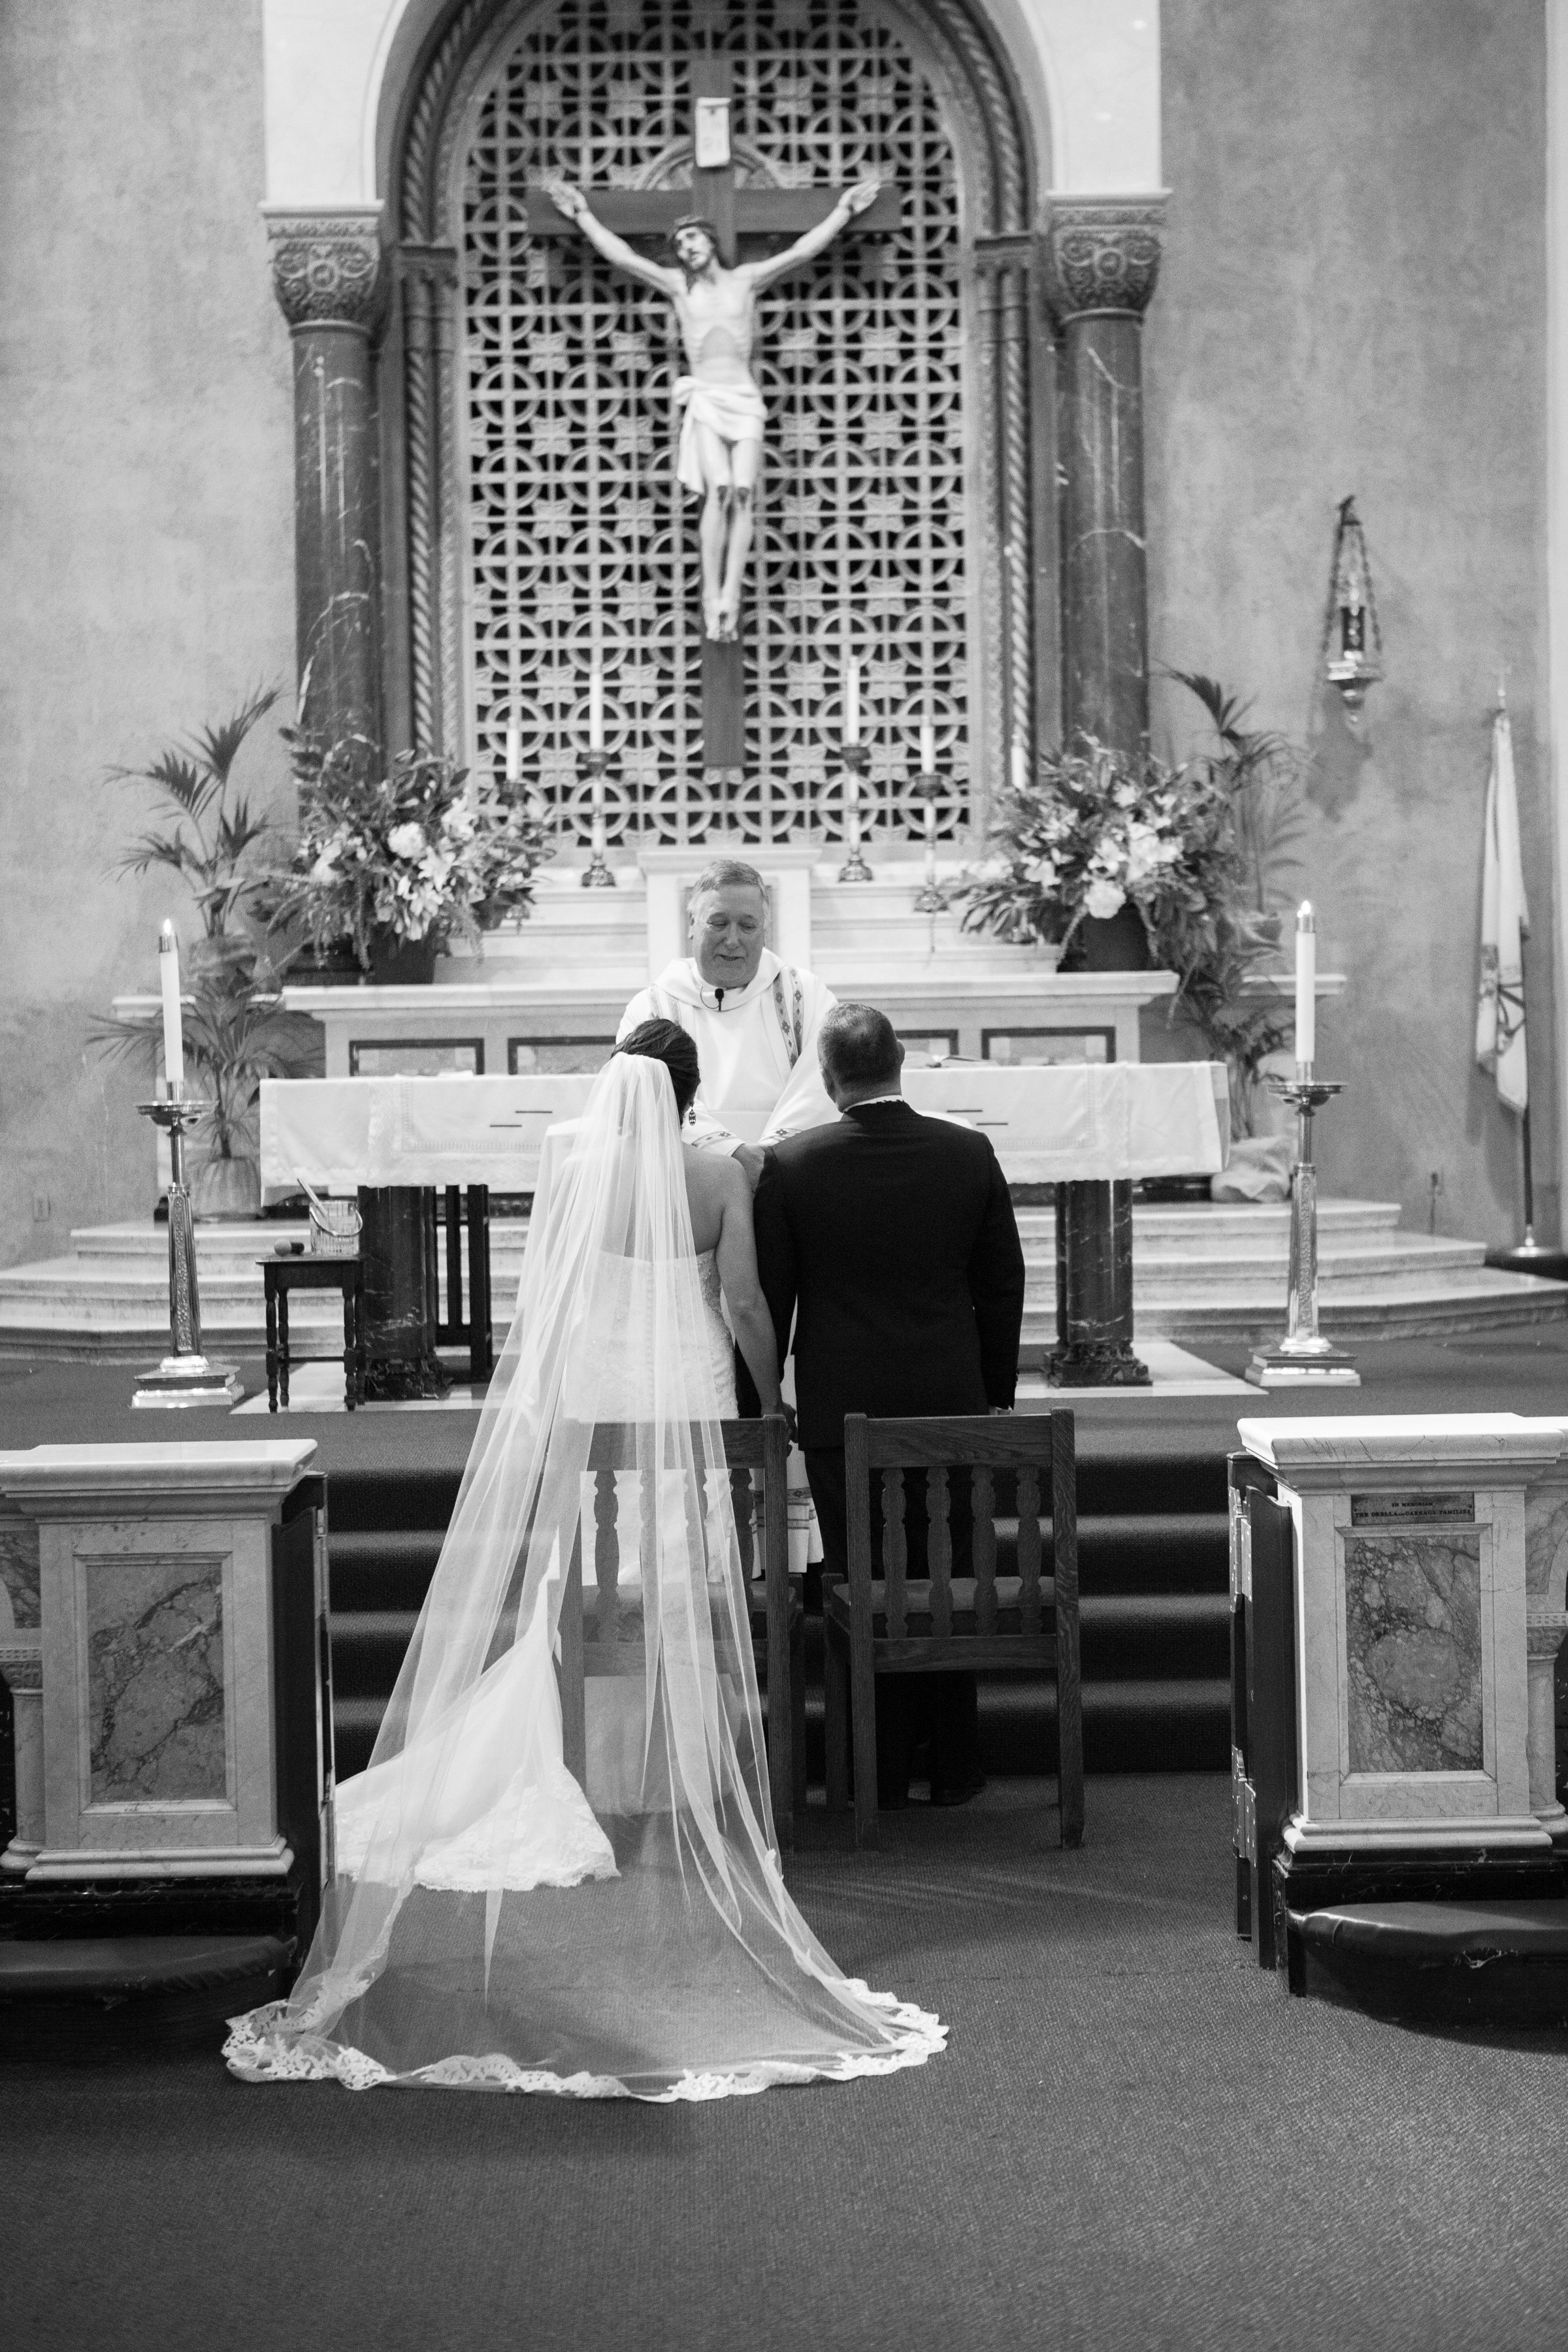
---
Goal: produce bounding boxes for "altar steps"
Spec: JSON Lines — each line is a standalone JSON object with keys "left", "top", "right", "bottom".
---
{"left": 3, "top": 1198, "right": 1562, "bottom": 1359}
{"left": 321, "top": 1462, "right": 1233, "bottom": 1784}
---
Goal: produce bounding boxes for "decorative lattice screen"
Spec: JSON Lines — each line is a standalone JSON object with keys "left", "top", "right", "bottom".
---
{"left": 460, "top": 0, "right": 970, "bottom": 845}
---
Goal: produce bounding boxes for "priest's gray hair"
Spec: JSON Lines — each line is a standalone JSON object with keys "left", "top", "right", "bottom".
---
{"left": 691, "top": 857, "right": 766, "bottom": 900}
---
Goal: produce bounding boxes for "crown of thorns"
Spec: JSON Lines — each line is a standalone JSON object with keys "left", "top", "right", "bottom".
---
{"left": 670, "top": 215, "right": 721, "bottom": 250}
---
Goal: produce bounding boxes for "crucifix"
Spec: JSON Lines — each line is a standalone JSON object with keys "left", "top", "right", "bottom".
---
{"left": 527, "top": 54, "right": 898, "bottom": 772}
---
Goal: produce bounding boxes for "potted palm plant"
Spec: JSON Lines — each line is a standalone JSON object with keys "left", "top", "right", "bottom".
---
{"left": 92, "top": 687, "right": 320, "bottom": 1217}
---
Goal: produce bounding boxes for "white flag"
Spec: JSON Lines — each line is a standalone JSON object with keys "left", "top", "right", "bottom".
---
{"left": 1476, "top": 705, "right": 1529, "bottom": 1113}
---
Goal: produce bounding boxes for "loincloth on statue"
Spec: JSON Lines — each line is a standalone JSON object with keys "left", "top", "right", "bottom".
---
{"left": 675, "top": 376, "right": 767, "bottom": 495}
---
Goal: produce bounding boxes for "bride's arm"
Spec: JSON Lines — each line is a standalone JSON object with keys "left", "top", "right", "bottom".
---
{"left": 713, "top": 1159, "right": 785, "bottom": 1416}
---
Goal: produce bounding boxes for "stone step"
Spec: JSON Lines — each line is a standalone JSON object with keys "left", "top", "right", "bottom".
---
{"left": 5, "top": 1198, "right": 1567, "bottom": 1359}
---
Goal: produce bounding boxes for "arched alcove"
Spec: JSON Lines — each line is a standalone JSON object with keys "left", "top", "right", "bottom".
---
{"left": 380, "top": 0, "right": 1048, "bottom": 848}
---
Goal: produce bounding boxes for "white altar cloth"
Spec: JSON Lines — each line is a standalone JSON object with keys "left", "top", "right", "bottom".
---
{"left": 259, "top": 1064, "right": 1228, "bottom": 1200}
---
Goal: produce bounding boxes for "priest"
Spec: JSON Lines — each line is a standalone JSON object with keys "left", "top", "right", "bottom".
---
{"left": 617, "top": 858, "right": 838, "bottom": 1185}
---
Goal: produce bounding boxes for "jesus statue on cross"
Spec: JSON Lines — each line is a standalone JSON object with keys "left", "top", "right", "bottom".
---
{"left": 547, "top": 178, "right": 881, "bottom": 642}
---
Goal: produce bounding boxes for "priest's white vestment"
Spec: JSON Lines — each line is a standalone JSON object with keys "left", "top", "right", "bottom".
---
{"left": 617, "top": 949, "right": 838, "bottom": 1152}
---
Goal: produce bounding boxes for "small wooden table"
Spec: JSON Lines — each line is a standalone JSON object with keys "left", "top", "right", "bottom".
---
{"left": 261, "top": 1254, "right": 367, "bottom": 1412}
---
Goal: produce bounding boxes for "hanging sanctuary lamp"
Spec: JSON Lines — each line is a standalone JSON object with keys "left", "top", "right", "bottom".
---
{"left": 1321, "top": 495, "right": 1382, "bottom": 727}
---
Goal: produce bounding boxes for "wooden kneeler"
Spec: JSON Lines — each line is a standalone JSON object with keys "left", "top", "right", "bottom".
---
{"left": 825, "top": 1412, "right": 1083, "bottom": 1850}
{"left": 557, "top": 1415, "right": 801, "bottom": 1847}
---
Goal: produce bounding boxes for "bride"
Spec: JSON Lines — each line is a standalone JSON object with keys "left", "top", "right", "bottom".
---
{"left": 225, "top": 1021, "right": 943, "bottom": 2098}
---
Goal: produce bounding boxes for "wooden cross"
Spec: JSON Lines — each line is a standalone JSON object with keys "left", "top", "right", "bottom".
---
{"left": 525, "top": 54, "right": 900, "bottom": 772}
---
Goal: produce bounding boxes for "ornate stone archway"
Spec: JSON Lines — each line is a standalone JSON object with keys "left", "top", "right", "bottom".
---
{"left": 261, "top": 0, "right": 1168, "bottom": 825}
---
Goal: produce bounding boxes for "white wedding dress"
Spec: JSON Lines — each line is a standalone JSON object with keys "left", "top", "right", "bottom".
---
{"left": 225, "top": 1056, "right": 941, "bottom": 2099}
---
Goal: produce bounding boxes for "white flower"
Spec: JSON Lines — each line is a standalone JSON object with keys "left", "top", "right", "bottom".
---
{"left": 309, "top": 847, "right": 340, "bottom": 883}
{"left": 387, "top": 822, "right": 427, "bottom": 860}
{"left": 1027, "top": 855, "right": 1058, "bottom": 889}
{"left": 442, "top": 805, "right": 478, "bottom": 843}
{"left": 1124, "top": 821, "right": 1164, "bottom": 884}
{"left": 1085, "top": 877, "right": 1126, "bottom": 921}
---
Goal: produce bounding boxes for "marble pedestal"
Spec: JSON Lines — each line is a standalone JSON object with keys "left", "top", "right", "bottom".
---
{"left": 0, "top": 1444, "right": 330, "bottom": 1942}
{"left": 1234, "top": 1415, "right": 1568, "bottom": 1944}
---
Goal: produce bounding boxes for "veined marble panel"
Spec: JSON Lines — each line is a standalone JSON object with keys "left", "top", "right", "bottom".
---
{"left": 1343, "top": 1529, "right": 1483, "bottom": 1773}
{"left": 0, "top": 1520, "right": 41, "bottom": 1630}
{"left": 86, "top": 1553, "right": 227, "bottom": 1805}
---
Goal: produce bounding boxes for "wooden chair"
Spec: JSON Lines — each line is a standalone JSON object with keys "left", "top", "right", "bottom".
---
{"left": 556, "top": 1415, "right": 804, "bottom": 1846}
{"left": 825, "top": 1412, "right": 1083, "bottom": 1850}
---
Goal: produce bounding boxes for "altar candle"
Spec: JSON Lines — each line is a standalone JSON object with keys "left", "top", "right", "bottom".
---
{"left": 1295, "top": 900, "right": 1316, "bottom": 1071}
{"left": 505, "top": 723, "right": 521, "bottom": 783}
{"left": 589, "top": 662, "right": 604, "bottom": 751}
{"left": 1011, "top": 738, "right": 1028, "bottom": 794}
{"left": 843, "top": 659, "right": 859, "bottom": 745}
{"left": 920, "top": 720, "right": 935, "bottom": 777}
{"left": 158, "top": 921, "right": 184, "bottom": 1096}
{"left": 923, "top": 783, "right": 937, "bottom": 846}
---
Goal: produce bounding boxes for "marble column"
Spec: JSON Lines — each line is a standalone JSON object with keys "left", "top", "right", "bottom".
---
{"left": 264, "top": 206, "right": 385, "bottom": 750}
{"left": 1042, "top": 200, "right": 1166, "bottom": 1388}
{"left": 1043, "top": 198, "right": 1166, "bottom": 756}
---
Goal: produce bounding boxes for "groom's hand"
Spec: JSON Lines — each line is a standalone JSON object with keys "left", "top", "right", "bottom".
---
{"left": 734, "top": 1143, "right": 765, "bottom": 1192}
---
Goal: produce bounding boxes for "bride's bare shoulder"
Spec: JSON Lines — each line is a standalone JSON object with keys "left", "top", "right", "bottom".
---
{"left": 684, "top": 1148, "right": 745, "bottom": 1205}
{"left": 683, "top": 1148, "right": 748, "bottom": 1234}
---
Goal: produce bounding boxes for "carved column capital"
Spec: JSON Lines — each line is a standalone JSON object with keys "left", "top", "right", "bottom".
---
{"left": 264, "top": 204, "right": 387, "bottom": 335}
{"left": 1042, "top": 195, "right": 1168, "bottom": 326}
{"left": 1527, "top": 1613, "right": 1568, "bottom": 1659}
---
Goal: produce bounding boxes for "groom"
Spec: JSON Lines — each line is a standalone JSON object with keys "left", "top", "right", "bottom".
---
{"left": 753, "top": 1004, "right": 1026, "bottom": 1806}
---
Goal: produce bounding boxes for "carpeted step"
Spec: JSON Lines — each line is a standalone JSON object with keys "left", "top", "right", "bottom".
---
{"left": 1079, "top": 1592, "right": 1230, "bottom": 1682}
{"left": 974, "top": 1676, "right": 1230, "bottom": 1775}
{"left": 329, "top": 1531, "right": 444, "bottom": 1614}
{"left": 1291, "top": 1900, "right": 1568, "bottom": 2025}
{"left": 333, "top": 1695, "right": 389, "bottom": 1780}
{"left": 0, "top": 1935, "right": 295, "bottom": 2060}
{"left": 330, "top": 1609, "right": 420, "bottom": 1699}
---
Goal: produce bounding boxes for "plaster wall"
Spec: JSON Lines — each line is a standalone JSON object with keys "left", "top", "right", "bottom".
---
{"left": 1148, "top": 0, "right": 1556, "bottom": 1241}
{"left": 0, "top": 1, "right": 297, "bottom": 1275}
{"left": 261, "top": 0, "right": 1161, "bottom": 207}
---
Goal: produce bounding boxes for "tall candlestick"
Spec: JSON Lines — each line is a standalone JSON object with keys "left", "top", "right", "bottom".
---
{"left": 589, "top": 662, "right": 604, "bottom": 753}
{"left": 158, "top": 922, "right": 184, "bottom": 1097}
{"left": 1294, "top": 900, "right": 1316, "bottom": 1073}
{"left": 920, "top": 720, "right": 935, "bottom": 777}
{"left": 505, "top": 724, "right": 521, "bottom": 784}
{"left": 843, "top": 659, "right": 859, "bottom": 745}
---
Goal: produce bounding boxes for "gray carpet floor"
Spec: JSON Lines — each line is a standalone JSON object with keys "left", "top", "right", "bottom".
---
{"left": 4, "top": 1774, "right": 1567, "bottom": 2351}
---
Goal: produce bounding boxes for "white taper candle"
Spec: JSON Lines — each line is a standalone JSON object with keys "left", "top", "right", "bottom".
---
{"left": 158, "top": 922, "right": 185, "bottom": 1095}
{"left": 505, "top": 724, "right": 521, "bottom": 783}
{"left": 589, "top": 662, "right": 604, "bottom": 751}
{"left": 843, "top": 659, "right": 859, "bottom": 745}
{"left": 1295, "top": 900, "right": 1316, "bottom": 1071}
{"left": 920, "top": 720, "right": 935, "bottom": 776}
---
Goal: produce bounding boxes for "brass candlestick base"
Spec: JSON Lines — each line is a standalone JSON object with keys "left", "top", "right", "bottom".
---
{"left": 580, "top": 749, "right": 617, "bottom": 888}
{"left": 1246, "top": 1073, "right": 1360, "bottom": 1389}
{"left": 836, "top": 743, "right": 874, "bottom": 883}
{"left": 133, "top": 1091, "right": 244, "bottom": 1408}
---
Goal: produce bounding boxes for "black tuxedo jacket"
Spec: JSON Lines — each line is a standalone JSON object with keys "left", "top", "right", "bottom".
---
{"left": 752, "top": 1101, "right": 1026, "bottom": 1452}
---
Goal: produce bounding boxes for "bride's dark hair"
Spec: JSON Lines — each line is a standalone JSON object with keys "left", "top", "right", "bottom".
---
{"left": 613, "top": 1019, "right": 700, "bottom": 1120}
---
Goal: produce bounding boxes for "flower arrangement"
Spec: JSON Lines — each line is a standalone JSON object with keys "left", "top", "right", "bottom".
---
{"left": 278, "top": 734, "right": 553, "bottom": 968}
{"left": 958, "top": 682, "right": 1312, "bottom": 1136}
{"left": 955, "top": 738, "right": 1230, "bottom": 964}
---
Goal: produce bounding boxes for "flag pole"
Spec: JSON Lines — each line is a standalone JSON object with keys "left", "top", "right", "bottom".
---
{"left": 1480, "top": 679, "right": 1567, "bottom": 1273}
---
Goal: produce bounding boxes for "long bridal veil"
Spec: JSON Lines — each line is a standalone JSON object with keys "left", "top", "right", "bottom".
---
{"left": 225, "top": 1053, "right": 943, "bottom": 2098}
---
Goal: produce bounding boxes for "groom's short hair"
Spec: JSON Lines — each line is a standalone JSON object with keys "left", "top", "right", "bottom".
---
{"left": 820, "top": 1003, "right": 901, "bottom": 1088}
{"left": 691, "top": 857, "right": 765, "bottom": 901}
